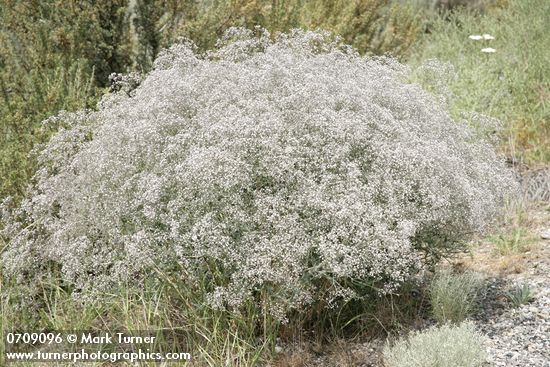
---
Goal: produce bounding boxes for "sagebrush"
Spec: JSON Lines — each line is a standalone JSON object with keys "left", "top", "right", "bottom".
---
{"left": 1, "top": 29, "right": 516, "bottom": 320}
{"left": 383, "top": 321, "right": 487, "bottom": 367}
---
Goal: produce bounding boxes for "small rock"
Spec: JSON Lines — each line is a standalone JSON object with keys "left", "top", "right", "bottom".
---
{"left": 541, "top": 229, "right": 550, "bottom": 239}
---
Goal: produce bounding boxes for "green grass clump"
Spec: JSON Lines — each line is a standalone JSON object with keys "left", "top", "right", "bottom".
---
{"left": 0, "top": 267, "right": 276, "bottom": 367}
{"left": 410, "top": 0, "right": 550, "bottom": 164}
{"left": 429, "top": 270, "right": 484, "bottom": 323}
{"left": 505, "top": 283, "right": 534, "bottom": 307}
{"left": 384, "top": 321, "right": 487, "bottom": 367}
{"left": 488, "top": 227, "right": 535, "bottom": 255}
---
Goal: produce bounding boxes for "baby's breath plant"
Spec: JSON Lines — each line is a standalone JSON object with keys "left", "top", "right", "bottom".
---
{"left": 1, "top": 28, "right": 516, "bottom": 320}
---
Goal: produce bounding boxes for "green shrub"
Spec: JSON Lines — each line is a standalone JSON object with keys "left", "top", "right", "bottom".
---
{"left": 297, "top": 0, "right": 422, "bottom": 59}
{"left": 137, "top": 0, "right": 423, "bottom": 59}
{"left": 0, "top": 0, "right": 132, "bottom": 203}
{"left": 384, "top": 322, "right": 487, "bottom": 367}
{"left": 429, "top": 270, "right": 484, "bottom": 323}
{"left": 399, "top": 0, "right": 500, "bottom": 13}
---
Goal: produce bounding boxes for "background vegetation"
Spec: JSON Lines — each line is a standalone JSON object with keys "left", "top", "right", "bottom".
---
{"left": 409, "top": 0, "right": 549, "bottom": 165}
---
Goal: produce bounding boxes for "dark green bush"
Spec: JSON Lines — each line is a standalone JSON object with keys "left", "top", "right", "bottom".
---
{"left": 0, "top": 0, "right": 131, "bottom": 202}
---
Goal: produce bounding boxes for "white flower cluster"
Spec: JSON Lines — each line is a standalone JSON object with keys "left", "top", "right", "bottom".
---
{"left": 1, "top": 29, "right": 516, "bottom": 318}
{"left": 469, "top": 34, "right": 496, "bottom": 53}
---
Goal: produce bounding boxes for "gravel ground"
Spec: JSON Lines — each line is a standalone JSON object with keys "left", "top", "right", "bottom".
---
{"left": 478, "top": 233, "right": 550, "bottom": 367}
{"left": 481, "top": 282, "right": 550, "bottom": 367}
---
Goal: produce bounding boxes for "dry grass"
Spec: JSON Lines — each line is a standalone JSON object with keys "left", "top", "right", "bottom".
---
{"left": 453, "top": 203, "right": 550, "bottom": 276}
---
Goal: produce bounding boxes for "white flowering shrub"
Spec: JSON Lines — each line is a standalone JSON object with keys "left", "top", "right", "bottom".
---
{"left": 1, "top": 28, "right": 516, "bottom": 319}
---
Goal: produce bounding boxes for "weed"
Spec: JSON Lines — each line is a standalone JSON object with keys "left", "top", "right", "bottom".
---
{"left": 488, "top": 227, "right": 534, "bottom": 255}
{"left": 505, "top": 283, "right": 534, "bottom": 307}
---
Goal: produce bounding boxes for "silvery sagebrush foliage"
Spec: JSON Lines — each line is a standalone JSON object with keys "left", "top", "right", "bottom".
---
{"left": 383, "top": 321, "right": 487, "bottom": 367}
{"left": 1, "top": 28, "right": 517, "bottom": 319}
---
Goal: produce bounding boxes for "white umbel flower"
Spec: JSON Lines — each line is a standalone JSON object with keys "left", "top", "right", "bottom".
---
{"left": 482, "top": 34, "right": 495, "bottom": 40}
{"left": 481, "top": 47, "right": 497, "bottom": 53}
{"left": 469, "top": 35, "right": 483, "bottom": 40}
